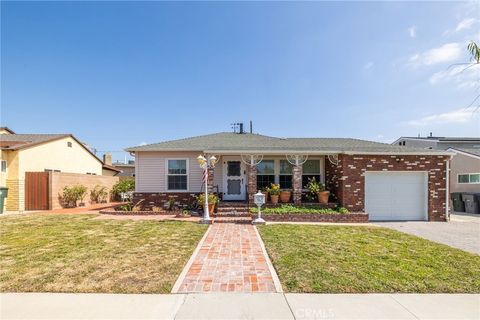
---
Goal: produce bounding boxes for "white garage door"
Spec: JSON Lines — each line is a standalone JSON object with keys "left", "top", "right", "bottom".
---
{"left": 365, "top": 172, "right": 428, "bottom": 221}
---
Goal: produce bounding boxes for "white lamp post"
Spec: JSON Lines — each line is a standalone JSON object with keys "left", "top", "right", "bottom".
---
{"left": 197, "top": 154, "right": 217, "bottom": 224}
{"left": 252, "top": 190, "right": 266, "bottom": 225}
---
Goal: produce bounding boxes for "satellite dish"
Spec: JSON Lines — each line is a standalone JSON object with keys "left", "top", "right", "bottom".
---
{"left": 241, "top": 154, "right": 264, "bottom": 166}
{"left": 327, "top": 154, "right": 339, "bottom": 165}
{"left": 286, "top": 154, "right": 308, "bottom": 166}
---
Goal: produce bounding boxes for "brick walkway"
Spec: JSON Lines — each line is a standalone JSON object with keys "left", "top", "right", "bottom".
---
{"left": 174, "top": 223, "right": 279, "bottom": 293}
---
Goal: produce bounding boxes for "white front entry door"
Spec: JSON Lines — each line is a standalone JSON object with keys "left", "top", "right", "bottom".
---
{"left": 365, "top": 171, "right": 428, "bottom": 221}
{"left": 222, "top": 157, "right": 246, "bottom": 201}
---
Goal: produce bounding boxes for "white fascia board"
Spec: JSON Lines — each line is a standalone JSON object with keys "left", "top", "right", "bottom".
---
{"left": 446, "top": 148, "right": 480, "bottom": 160}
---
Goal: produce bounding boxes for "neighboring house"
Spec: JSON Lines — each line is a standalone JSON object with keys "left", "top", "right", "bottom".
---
{"left": 446, "top": 148, "right": 480, "bottom": 193}
{"left": 112, "top": 160, "right": 135, "bottom": 178}
{"left": 393, "top": 135, "right": 480, "bottom": 194}
{"left": 126, "top": 131, "right": 453, "bottom": 221}
{"left": 101, "top": 153, "right": 122, "bottom": 176}
{"left": 0, "top": 127, "right": 119, "bottom": 211}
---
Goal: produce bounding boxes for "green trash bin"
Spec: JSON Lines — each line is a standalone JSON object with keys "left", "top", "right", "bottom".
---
{"left": 450, "top": 192, "right": 465, "bottom": 212}
{"left": 0, "top": 187, "right": 8, "bottom": 214}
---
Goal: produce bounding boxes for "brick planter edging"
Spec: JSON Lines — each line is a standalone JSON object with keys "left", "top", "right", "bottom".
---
{"left": 99, "top": 208, "right": 177, "bottom": 215}
{"left": 263, "top": 213, "right": 369, "bottom": 223}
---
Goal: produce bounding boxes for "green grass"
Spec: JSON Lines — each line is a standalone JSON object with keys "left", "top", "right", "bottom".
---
{"left": 251, "top": 204, "right": 348, "bottom": 214}
{"left": 0, "top": 214, "right": 207, "bottom": 293}
{"left": 258, "top": 224, "right": 480, "bottom": 293}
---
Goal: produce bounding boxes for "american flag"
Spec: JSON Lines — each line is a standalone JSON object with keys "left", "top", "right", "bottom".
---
{"left": 203, "top": 169, "right": 208, "bottom": 183}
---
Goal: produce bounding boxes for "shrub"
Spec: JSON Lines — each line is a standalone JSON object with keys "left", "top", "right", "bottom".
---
{"left": 250, "top": 204, "right": 350, "bottom": 215}
{"left": 197, "top": 193, "right": 219, "bottom": 205}
{"left": 61, "top": 185, "right": 87, "bottom": 207}
{"left": 111, "top": 179, "right": 135, "bottom": 200}
{"left": 267, "top": 183, "right": 281, "bottom": 195}
{"left": 90, "top": 185, "right": 108, "bottom": 203}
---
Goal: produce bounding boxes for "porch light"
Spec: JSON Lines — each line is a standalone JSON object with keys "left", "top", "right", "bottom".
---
{"left": 252, "top": 191, "right": 266, "bottom": 225}
{"left": 198, "top": 154, "right": 217, "bottom": 224}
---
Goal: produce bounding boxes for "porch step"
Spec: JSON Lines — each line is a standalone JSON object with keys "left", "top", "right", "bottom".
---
{"left": 214, "top": 211, "right": 252, "bottom": 218}
{"left": 214, "top": 216, "right": 252, "bottom": 224}
{"left": 216, "top": 207, "right": 251, "bottom": 213}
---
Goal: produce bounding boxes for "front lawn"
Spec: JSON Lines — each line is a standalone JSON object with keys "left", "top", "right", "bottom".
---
{"left": 258, "top": 224, "right": 480, "bottom": 293}
{"left": 0, "top": 214, "right": 207, "bottom": 293}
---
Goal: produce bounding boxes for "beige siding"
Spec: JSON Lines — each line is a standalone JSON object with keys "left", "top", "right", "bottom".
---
{"left": 213, "top": 156, "right": 223, "bottom": 192}
{"left": 450, "top": 153, "right": 480, "bottom": 193}
{"left": 135, "top": 151, "right": 204, "bottom": 192}
{"left": 18, "top": 136, "right": 102, "bottom": 178}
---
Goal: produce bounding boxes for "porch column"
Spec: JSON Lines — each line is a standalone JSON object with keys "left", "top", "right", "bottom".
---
{"left": 247, "top": 165, "right": 257, "bottom": 203}
{"left": 292, "top": 164, "right": 302, "bottom": 204}
{"left": 207, "top": 167, "right": 214, "bottom": 193}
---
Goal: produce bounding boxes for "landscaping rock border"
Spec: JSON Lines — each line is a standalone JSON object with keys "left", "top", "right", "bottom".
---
{"left": 263, "top": 213, "right": 368, "bottom": 223}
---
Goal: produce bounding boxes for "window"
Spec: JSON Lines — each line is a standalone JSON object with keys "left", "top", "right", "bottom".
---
{"left": 458, "top": 173, "right": 480, "bottom": 184}
{"left": 167, "top": 159, "right": 188, "bottom": 190}
{"left": 257, "top": 160, "right": 275, "bottom": 190}
{"left": 1, "top": 160, "right": 6, "bottom": 173}
{"left": 67, "top": 141, "right": 72, "bottom": 147}
{"left": 279, "top": 160, "right": 292, "bottom": 189}
{"left": 302, "top": 160, "right": 321, "bottom": 188}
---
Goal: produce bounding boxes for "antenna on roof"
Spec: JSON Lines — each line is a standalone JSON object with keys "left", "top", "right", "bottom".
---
{"left": 231, "top": 122, "right": 245, "bottom": 134}
{"left": 249, "top": 120, "right": 253, "bottom": 133}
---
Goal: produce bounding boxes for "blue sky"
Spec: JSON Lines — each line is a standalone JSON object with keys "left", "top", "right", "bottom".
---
{"left": 2, "top": 1, "right": 479, "bottom": 161}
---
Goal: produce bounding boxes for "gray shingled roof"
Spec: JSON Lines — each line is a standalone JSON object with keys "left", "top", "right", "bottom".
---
{"left": 449, "top": 148, "right": 480, "bottom": 157}
{"left": 125, "top": 132, "right": 452, "bottom": 155}
{"left": 0, "top": 134, "right": 70, "bottom": 150}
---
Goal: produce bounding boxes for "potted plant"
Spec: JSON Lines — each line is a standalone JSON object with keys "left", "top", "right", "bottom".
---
{"left": 279, "top": 189, "right": 291, "bottom": 203}
{"left": 198, "top": 193, "right": 219, "bottom": 213}
{"left": 268, "top": 183, "right": 280, "bottom": 205}
{"left": 306, "top": 177, "right": 330, "bottom": 204}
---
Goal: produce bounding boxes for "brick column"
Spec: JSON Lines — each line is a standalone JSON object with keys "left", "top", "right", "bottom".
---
{"left": 247, "top": 165, "right": 257, "bottom": 203}
{"left": 292, "top": 164, "right": 302, "bottom": 204}
{"left": 207, "top": 167, "right": 214, "bottom": 193}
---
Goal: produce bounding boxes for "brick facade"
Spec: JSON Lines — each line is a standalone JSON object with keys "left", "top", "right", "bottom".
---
{"left": 207, "top": 167, "right": 214, "bottom": 193}
{"left": 325, "top": 154, "right": 448, "bottom": 221}
{"left": 133, "top": 192, "right": 199, "bottom": 211}
{"left": 292, "top": 165, "right": 302, "bottom": 204}
{"left": 247, "top": 165, "right": 257, "bottom": 203}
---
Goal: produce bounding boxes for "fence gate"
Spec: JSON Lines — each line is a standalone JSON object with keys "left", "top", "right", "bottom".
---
{"left": 25, "top": 172, "right": 49, "bottom": 210}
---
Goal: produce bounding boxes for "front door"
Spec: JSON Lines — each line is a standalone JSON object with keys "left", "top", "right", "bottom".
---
{"left": 223, "top": 157, "right": 246, "bottom": 201}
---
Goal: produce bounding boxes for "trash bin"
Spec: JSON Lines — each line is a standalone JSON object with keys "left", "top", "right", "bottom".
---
{"left": 450, "top": 192, "right": 465, "bottom": 212}
{"left": 0, "top": 187, "right": 8, "bottom": 214}
{"left": 462, "top": 193, "right": 480, "bottom": 214}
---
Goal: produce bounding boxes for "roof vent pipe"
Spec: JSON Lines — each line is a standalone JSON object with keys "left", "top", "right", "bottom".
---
{"left": 239, "top": 123, "right": 244, "bottom": 134}
{"left": 249, "top": 120, "right": 253, "bottom": 133}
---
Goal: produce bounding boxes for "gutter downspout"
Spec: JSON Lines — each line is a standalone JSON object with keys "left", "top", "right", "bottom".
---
{"left": 445, "top": 157, "right": 450, "bottom": 221}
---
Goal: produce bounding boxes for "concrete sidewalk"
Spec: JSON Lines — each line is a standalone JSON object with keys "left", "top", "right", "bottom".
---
{"left": 1, "top": 293, "right": 479, "bottom": 319}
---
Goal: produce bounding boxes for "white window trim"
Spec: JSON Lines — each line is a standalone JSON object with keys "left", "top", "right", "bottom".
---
{"left": 457, "top": 173, "right": 480, "bottom": 184}
{"left": 302, "top": 158, "right": 324, "bottom": 184}
{"left": 165, "top": 158, "right": 189, "bottom": 191}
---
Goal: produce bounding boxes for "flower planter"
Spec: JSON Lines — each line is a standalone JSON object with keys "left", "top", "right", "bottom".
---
{"left": 208, "top": 203, "right": 215, "bottom": 213}
{"left": 317, "top": 191, "right": 330, "bottom": 204}
{"left": 270, "top": 194, "right": 279, "bottom": 205}
{"left": 280, "top": 191, "right": 291, "bottom": 203}
{"left": 261, "top": 191, "right": 269, "bottom": 201}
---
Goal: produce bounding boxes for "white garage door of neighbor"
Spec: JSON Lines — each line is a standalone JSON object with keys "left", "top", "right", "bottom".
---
{"left": 365, "top": 172, "right": 428, "bottom": 221}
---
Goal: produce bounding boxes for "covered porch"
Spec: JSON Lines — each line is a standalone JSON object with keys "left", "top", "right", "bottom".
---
{"left": 208, "top": 153, "right": 339, "bottom": 205}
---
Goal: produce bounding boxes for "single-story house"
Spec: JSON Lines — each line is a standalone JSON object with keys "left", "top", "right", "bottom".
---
{"left": 0, "top": 127, "right": 120, "bottom": 211}
{"left": 126, "top": 131, "right": 453, "bottom": 221}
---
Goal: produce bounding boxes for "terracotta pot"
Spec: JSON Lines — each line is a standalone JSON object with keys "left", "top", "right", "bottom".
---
{"left": 317, "top": 191, "right": 330, "bottom": 204}
{"left": 208, "top": 204, "right": 216, "bottom": 213}
{"left": 280, "top": 191, "right": 291, "bottom": 203}
{"left": 270, "top": 194, "right": 279, "bottom": 205}
{"left": 261, "top": 191, "right": 269, "bottom": 201}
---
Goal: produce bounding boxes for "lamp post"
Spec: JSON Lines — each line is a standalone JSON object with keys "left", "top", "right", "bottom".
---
{"left": 252, "top": 190, "right": 266, "bottom": 225}
{"left": 197, "top": 154, "right": 217, "bottom": 224}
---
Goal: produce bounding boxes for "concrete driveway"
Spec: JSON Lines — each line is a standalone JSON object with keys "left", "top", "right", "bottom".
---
{"left": 376, "top": 213, "right": 480, "bottom": 255}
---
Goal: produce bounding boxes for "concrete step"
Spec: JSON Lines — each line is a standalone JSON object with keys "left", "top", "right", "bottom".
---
{"left": 216, "top": 207, "right": 251, "bottom": 213}
{"left": 214, "top": 217, "right": 252, "bottom": 224}
{"left": 214, "top": 212, "right": 252, "bottom": 217}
